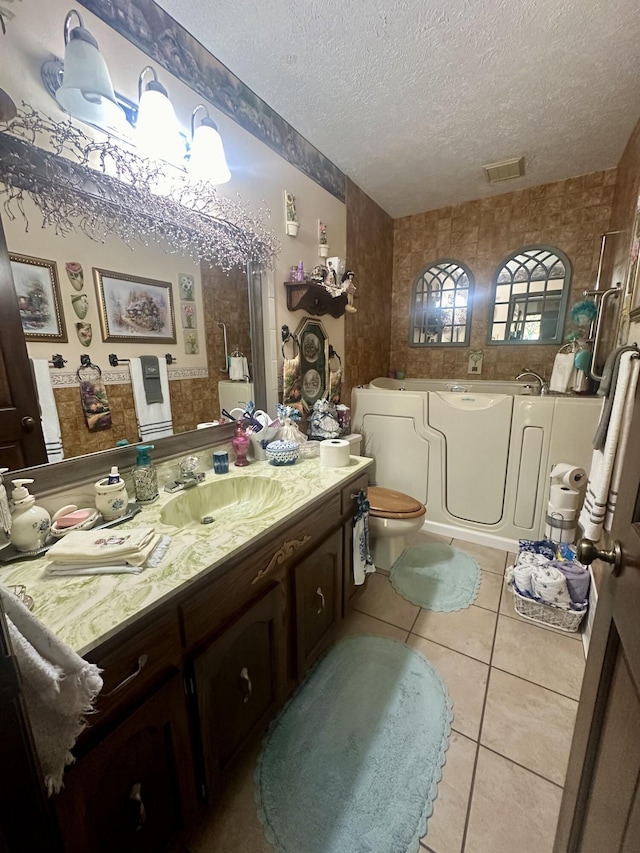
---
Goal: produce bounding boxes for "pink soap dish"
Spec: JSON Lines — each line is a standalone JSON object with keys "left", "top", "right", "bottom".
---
{"left": 50, "top": 506, "right": 100, "bottom": 538}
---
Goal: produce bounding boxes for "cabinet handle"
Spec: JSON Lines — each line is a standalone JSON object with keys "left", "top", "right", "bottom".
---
{"left": 104, "top": 654, "right": 149, "bottom": 697}
{"left": 239, "top": 666, "right": 252, "bottom": 703}
{"left": 128, "top": 782, "right": 146, "bottom": 831}
{"left": 316, "top": 586, "right": 325, "bottom": 614}
{"left": 251, "top": 535, "right": 311, "bottom": 584}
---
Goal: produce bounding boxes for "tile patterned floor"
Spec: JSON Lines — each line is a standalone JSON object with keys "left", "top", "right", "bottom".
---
{"left": 185, "top": 531, "right": 585, "bottom": 853}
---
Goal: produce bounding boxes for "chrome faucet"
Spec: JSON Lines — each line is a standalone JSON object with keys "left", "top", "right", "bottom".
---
{"left": 164, "top": 456, "right": 205, "bottom": 493}
{"left": 515, "top": 370, "right": 549, "bottom": 396}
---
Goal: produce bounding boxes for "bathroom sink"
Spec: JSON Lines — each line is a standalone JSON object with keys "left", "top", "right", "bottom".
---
{"left": 160, "top": 476, "right": 285, "bottom": 528}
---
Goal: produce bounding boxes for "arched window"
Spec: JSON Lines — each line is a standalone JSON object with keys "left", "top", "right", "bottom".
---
{"left": 410, "top": 260, "right": 473, "bottom": 346}
{"left": 489, "top": 246, "right": 571, "bottom": 344}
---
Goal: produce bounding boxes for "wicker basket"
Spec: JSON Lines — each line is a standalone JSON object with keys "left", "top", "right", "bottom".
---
{"left": 509, "top": 583, "right": 587, "bottom": 633}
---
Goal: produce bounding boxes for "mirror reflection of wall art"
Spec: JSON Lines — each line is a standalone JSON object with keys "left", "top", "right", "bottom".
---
{"left": 10, "top": 253, "right": 67, "bottom": 341}
{"left": 71, "top": 293, "right": 89, "bottom": 319}
{"left": 181, "top": 302, "right": 197, "bottom": 329}
{"left": 296, "top": 317, "right": 328, "bottom": 410}
{"left": 75, "top": 322, "right": 93, "bottom": 347}
{"left": 184, "top": 331, "right": 199, "bottom": 355}
{"left": 94, "top": 268, "right": 176, "bottom": 344}
{"left": 179, "top": 273, "right": 195, "bottom": 301}
{"left": 285, "top": 191, "right": 299, "bottom": 236}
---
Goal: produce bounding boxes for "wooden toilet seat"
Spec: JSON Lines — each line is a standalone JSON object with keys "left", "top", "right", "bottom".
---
{"left": 367, "top": 486, "right": 426, "bottom": 520}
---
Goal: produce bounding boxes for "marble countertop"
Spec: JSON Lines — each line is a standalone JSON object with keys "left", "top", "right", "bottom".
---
{"left": 0, "top": 456, "right": 371, "bottom": 656}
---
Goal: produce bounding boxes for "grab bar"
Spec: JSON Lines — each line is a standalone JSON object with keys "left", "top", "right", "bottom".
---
{"left": 589, "top": 285, "right": 620, "bottom": 381}
{"left": 217, "top": 322, "right": 229, "bottom": 373}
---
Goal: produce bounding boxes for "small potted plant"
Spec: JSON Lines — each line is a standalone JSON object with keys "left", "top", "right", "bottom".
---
{"left": 318, "top": 221, "right": 329, "bottom": 258}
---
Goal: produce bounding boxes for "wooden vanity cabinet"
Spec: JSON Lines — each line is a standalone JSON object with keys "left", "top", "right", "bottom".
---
{"left": 189, "top": 585, "right": 284, "bottom": 799}
{"left": 54, "top": 674, "right": 195, "bottom": 853}
{"left": 294, "top": 527, "right": 343, "bottom": 678}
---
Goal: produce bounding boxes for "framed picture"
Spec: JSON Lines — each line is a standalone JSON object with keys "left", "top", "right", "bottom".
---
{"left": 179, "top": 273, "right": 195, "bottom": 301}
{"left": 94, "top": 268, "right": 176, "bottom": 343}
{"left": 10, "top": 254, "right": 67, "bottom": 341}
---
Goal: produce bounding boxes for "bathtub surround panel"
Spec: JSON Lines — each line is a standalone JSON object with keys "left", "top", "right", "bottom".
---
{"left": 344, "top": 178, "right": 394, "bottom": 404}
{"left": 353, "top": 383, "right": 601, "bottom": 548}
{"left": 392, "top": 170, "right": 616, "bottom": 381}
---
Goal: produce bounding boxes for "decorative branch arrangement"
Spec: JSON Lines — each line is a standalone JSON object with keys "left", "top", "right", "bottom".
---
{"left": 0, "top": 104, "right": 278, "bottom": 270}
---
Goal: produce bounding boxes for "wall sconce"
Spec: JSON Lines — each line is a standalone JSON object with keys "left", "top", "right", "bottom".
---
{"left": 54, "top": 9, "right": 124, "bottom": 131}
{"left": 136, "top": 66, "right": 184, "bottom": 164}
{"left": 188, "top": 105, "right": 231, "bottom": 184}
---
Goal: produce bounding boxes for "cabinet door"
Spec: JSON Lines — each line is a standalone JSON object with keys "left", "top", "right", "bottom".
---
{"left": 192, "top": 586, "right": 284, "bottom": 793}
{"left": 295, "top": 527, "right": 343, "bottom": 678}
{"left": 55, "top": 675, "right": 195, "bottom": 853}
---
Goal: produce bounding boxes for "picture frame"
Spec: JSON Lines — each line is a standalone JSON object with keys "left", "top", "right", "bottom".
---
{"left": 627, "top": 193, "right": 640, "bottom": 321}
{"left": 93, "top": 268, "right": 176, "bottom": 343}
{"left": 10, "top": 253, "right": 67, "bottom": 341}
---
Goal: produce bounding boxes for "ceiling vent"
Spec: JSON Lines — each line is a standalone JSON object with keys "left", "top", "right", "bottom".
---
{"left": 483, "top": 156, "right": 525, "bottom": 183}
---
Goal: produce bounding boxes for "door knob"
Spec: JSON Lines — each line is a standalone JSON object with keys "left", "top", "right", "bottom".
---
{"left": 21, "top": 416, "right": 35, "bottom": 431}
{"left": 576, "top": 538, "right": 623, "bottom": 575}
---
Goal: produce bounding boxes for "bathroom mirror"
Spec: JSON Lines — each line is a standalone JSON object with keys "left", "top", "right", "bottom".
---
{"left": 488, "top": 246, "right": 571, "bottom": 344}
{"left": 0, "top": 133, "right": 266, "bottom": 468}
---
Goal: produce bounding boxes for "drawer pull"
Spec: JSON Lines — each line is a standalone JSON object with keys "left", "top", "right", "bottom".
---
{"left": 251, "top": 535, "right": 311, "bottom": 584}
{"left": 239, "top": 666, "right": 252, "bottom": 703}
{"left": 104, "top": 654, "right": 149, "bottom": 697}
{"left": 128, "top": 782, "right": 146, "bottom": 831}
{"left": 316, "top": 586, "right": 325, "bottom": 614}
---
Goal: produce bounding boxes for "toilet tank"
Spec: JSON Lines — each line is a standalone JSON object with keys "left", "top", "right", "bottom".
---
{"left": 218, "top": 380, "right": 254, "bottom": 416}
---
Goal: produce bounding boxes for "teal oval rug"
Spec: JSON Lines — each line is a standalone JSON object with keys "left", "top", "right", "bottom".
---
{"left": 256, "top": 636, "right": 452, "bottom": 853}
{"left": 390, "top": 542, "right": 481, "bottom": 611}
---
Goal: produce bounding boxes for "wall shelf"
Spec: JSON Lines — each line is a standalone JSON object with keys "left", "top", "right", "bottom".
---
{"left": 284, "top": 282, "right": 347, "bottom": 318}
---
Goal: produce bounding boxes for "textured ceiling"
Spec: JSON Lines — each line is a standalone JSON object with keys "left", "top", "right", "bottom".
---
{"left": 157, "top": 0, "right": 640, "bottom": 217}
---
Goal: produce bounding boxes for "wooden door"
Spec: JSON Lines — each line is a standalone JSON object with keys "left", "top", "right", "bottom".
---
{"left": 554, "top": 377, "right": 640, "bottom": 851}
{"left": 0, "top": 216, "right": 47, "bottom": 469}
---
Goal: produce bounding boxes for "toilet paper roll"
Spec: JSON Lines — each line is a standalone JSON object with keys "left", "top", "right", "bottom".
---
{"left": 549, "top": 484, "right": 580, "bottom": 510}
{"left": 550, "top": 463, "right": 587, "bottom": 489}
{"left": 547, "top": 501, "right": 577, "bottom": 521}
{"left": 320, "top": 438, "right": 351, "bottom": 468}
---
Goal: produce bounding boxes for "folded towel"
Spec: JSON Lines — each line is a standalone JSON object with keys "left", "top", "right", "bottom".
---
{"left": 129, "top": 357, "right": 173, "bottom": 441}
{"left": 505, "top": 552, "right": 549, "bottom": 596}
{"left": 530, "top": 564, "right": 573, "bottom": 608}
{"left": 549, "top": 560, "right": 590, "bottom": 604}
{"left": 0, "top": 585, "right": 103, "bottom": 793}
{"left": 593, "top": 345, "right": 639, "bottom": 450}
{"left": 46, "top": 526, "right": 159, "bottom": 567}
{"left": 549, "top": 352, "right": 576, "bottom": 393}
{"left": 30, "top": 359, "right": 63, "bottom": 463}
{"left": 518, "top": 539, "right": 557, "bottom": 560}
{"left": 139, "top": 355, "right": 163, "bottom": 404}
{"left": 45, "top": 534, "right": 172, "bottom": 576}
{"left": 580, "top": 352, "right": 640, "bottom": 540}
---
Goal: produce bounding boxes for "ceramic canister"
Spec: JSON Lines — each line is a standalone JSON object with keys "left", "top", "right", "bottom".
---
{"left": 94, "top": 477, "right": 129, "bottom": 520}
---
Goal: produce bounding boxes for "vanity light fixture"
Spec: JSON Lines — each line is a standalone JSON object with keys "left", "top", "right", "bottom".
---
{"left": 188, "top": 105, "right": 231, "bottom": 184}
{"left": 55, "top": 9, "right": 125, "bottom": 132}
{"left": 136, "top": 66, "right": 184, "bottom": 164}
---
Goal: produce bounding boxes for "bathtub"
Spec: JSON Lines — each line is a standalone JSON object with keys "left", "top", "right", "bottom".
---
{"left": 352, "top": 379, "right": 601, "bottom": 550}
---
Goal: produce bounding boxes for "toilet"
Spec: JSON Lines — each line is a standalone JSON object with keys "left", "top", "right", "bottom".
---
{"left": 367, "top": 486, "right": 426, "bottom": 571}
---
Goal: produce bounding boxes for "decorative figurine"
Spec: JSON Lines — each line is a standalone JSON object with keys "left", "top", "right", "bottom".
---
{"left": 342, "top": 270, "right": 357, "bottom": 313}
{"left": 296, "top": 260, "right": 305, "bottom": 282}
{"left": 318, "top": 221, "right": 329, "bottom": 257}
{"left": 285, "top": 191, "right": 299, "bottom": 236}
{"left": 308, "top": 399, "right": 341, "bottom": 440}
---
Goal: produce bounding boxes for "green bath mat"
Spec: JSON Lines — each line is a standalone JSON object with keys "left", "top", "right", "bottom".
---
{"left": 391, "top": 542, "right": 481, "bottom": 611}
{"left": 256, "top": 636, "right": 452, "bottom": 853}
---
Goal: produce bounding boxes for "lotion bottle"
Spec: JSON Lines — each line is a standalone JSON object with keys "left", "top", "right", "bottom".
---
{"left": 10, "top": 479, "right": 51, "bottom": 552}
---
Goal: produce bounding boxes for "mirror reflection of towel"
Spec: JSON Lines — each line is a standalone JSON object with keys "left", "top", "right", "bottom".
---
{"left": 139, "top": 355, "right": 163, "bottom": 404}
{"left": 79, "top": 369, "right": 112, "bottom": 432}
{"left": 229, "top": 355, "right": 249, "bottom": 381}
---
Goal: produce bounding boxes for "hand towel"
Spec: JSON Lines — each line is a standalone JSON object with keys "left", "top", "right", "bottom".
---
{"left": 580, "top": 352, "right": 640, "bottom": 540}
{"left": 530, "top": 564, "right": 573, "bottom": 608}
{"left": 507, "top": 551, "right": 550, "bottom": 596}
{"left": 46, "top": 526, "right": 160, "bottom": 567}
{"left": 30, "top": 360, "right": 64, "bottom": 462}
{"left": 353, "top": 513, "right": 374, "bottom": 585}
{"left": 79, "top": 368, "right": 112, "bottom": 432}
{"left": 549, "top": 352, "right": 576, "bottom": 393}
{"left": 593, "top": 345, "right": 639, "bottom": 450}
{"left": 129, "top": 357, "right": 173, "bottom": 441}
{"left": 45, "top": 535, "right": 172, "bottom": 576}
{"left": 549, "top": 559, "right": 590, "bottom": 605}
{"left": 229, "top": 355, "right": 249, "bottom": 381}
{"left": 0, "top": 585, "right": 103, "bottom": 794}
{"left": 139, "top": 355, "right": 163, "bottom": 404}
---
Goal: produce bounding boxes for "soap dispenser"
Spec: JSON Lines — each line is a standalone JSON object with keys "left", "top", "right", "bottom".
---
{"left": 10, "top": 479, "right": 51, "bottom": 552}
{"left": 132, "top": 444, "right": 158, "bottom": 504}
